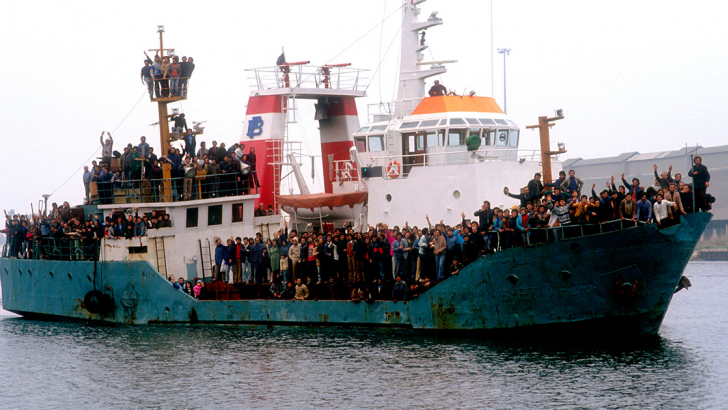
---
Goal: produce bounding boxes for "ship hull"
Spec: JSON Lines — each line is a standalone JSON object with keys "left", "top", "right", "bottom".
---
{"left": 0, "top": 213, "right": 711, "bottom": 336}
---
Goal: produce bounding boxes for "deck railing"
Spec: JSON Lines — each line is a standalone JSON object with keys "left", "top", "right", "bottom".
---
{"left": 245, "top": 65, "right": 367, "bottom": 91}
{"left": 92, "top": 172, "right": 259, "bottom": 205}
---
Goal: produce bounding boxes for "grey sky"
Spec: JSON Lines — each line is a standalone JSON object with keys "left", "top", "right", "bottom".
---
{"left": 1, "top": 0, "right": 726, "bottom": 215}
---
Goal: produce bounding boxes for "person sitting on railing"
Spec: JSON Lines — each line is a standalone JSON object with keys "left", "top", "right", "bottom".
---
{"left": 664, "top": 183, "right": 686, "bottom": 218}
{"left": 619, "top": 192, "right": 637, "bottom": 222}
{"left": 653, "top": 193, "right": 678, "bottom": 228}
{"left": 503, "top": 186, "right": 543, "bottom": 209}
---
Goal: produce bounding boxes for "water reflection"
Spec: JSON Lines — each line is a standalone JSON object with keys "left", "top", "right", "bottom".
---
{"left": 0, "top": 317, "right": 711, "bottom": 410}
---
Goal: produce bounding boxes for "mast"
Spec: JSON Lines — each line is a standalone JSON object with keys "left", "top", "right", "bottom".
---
{"left": 526, "top": 114, "right": 566, "bottom": 184}
{"left": 396, "top": 0, "right": 455, "bottom": 116}
{"left": 147, "top": 25, "right": 183, "bottom": 155}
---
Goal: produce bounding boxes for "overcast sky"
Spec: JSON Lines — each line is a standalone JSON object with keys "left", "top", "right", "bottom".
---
{"left": 1, "top": 0, "right": 726, "bottom": 215}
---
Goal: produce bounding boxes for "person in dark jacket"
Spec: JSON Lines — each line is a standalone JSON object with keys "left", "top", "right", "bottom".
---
{"left": 621, "top": 173, "right": 644, "bottom": 201}
{"left": 527, "top": 173, "right": 544, "bottom": 196}
{"left": 545, "top": 170, "right": 566, "bottom": 189}
{"left": 503, "top": 186, "right": 543, "bottom": 209}
{"left": 392, "top": 275, "right": 408, "bottom": 301}
{"left": 688, "top": 156, "right": 710, "bottom": 212}
{"left": 473, "top": 201, "right": 494, "bottom": 230}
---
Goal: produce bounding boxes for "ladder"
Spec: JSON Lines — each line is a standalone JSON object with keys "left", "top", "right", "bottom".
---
{"left": 198, "top": 239, "right": 214, "bottom": 281}
{"left": 154, "top": 236, "right": 167, "bottom": 277}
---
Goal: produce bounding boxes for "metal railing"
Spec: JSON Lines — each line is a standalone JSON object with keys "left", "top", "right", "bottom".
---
{"left": 365, "top": 149, "right": 544, "bottom": 179}
{"left": 487, "top": 219, "right": 649, "bottom": 250}
{"left": 366, "top": 99, "right": 419, "bottom": 121}
{"left": 93, "top": 172, "right": 259, "bottom": 205}
{"left": 245, "top": 65, "right": 367, "bottom": 91}
{"left": 2, "top": 237, "right": 100, "bottom": 261}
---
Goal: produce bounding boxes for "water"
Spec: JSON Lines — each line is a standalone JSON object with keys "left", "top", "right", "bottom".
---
{"left": 1, "top": 262, "right": 726, "bottom": 410}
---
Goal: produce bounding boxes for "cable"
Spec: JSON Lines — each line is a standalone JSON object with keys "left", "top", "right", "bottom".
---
{"left": 49, "top": 91, "right": 148, "bottom": 196}
{"left": 377, "top": 0, "right": 388, "bottom": 103}
{"left": 291, "top": 3, "right": 405, "bottom": 91}
{"left": 366, "top": 21, "right": 402, "bottom": 92}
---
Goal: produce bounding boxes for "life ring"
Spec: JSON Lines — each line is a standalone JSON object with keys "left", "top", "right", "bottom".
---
{"left": 386, "top": 160, "right": 401, "bottom": 178}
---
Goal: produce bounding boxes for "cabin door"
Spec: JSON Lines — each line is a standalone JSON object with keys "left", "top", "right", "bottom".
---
{"left": 402, "top": 132, "right": 426, "bottom": 174}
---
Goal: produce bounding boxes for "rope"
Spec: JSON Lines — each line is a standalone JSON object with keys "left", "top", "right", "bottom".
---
{"left": 291, "top": 3, "right": 405, "bottom": 91}
{"left": 377, "top": 0, "right": 388, "bottom": 103}
{"left": 49, "top": 91, "right": 148, "bottom": 196}
{"left": 366, "top": 22, "right": 402, "bottom": 92}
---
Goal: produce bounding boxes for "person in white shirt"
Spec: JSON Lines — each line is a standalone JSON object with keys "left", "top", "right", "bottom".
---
{"left": 653, "top": 193, "right": 676, "bottom": 227}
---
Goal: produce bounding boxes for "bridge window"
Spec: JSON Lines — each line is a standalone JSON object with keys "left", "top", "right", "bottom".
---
{"left": 368, "top": 135, "right": 385, "bottom": 152}
{"left": 495, "top": 130, "right": 509, "bottom": 146}
{"left": 355, "top": 126, "right": 370, "bottom": 134}
{"left": 466, "top": 118, "right": 480, "bottom": 125}
{"left": 438, "top": 129, "right": 447, "bottom": 146}
{"left": 420, "top": 119, "right": 439, "bottom": 127}
{"left": 400, "top": 121, "right": 419, "bottom": 129}
{"left": 438, "top": 119, "right": 447, "bottom": 126}
{"left": 480, "top": 119, "right": 496, "bottom": 125}
{"left": 416, "top": 133, "right": 425, "bottom": 150}
{"left": 232, "top": 203, "right": 244, "bottom": 223}
{"left": 448, "top": 129, "right": 467, "bottom": 146}
{"left": 487, "top": 130, "right": 495, "bottom": 146}
{"left": 186, "top": 208, "right": 198, "bottom": 228}
{"left": 508, "top": 120, "right": 518, "bottom": 127}
{"left": 370, "top": 125, "right": 388, "bottom": 131}
{"left": 450, "top": 118, "right": 466, "bottom": 125}
{"left": 355, "top": 136, "right": 366, "bottom": 152}
{"left": 426, "top": 130, "right": 438, "bottom": 147}
{"left": 208, "top": 205, "right": 222, "bottom": 226}
{"left": 494, "top": 119, "right": 508, "bottom": 126}
{"left": 509, "top": 130, "right": 520, "bottom": 147}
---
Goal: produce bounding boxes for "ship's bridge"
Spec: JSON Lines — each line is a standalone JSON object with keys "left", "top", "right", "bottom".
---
{"left": 353, "top": 95, "right": 530, "bottom": 179}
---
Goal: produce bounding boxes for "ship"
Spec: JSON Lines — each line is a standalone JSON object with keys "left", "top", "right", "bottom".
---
{"left": 0, "top": 0, "right": 711, "bottom": 336}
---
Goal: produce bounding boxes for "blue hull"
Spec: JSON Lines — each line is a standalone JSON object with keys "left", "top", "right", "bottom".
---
{"left": 0, "top": 213, "right": 711, "bottom": 336}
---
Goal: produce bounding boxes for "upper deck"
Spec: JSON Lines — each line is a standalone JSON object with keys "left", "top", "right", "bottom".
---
{"left": 245, "top": 63, "right": 368, "bottom": 99}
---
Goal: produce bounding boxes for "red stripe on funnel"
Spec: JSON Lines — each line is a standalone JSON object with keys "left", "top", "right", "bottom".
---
{"left": 246, "top": 95, "right": 283, "bottom": 115}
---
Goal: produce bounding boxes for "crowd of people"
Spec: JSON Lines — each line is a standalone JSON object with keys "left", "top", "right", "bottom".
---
{"left": 165, "top": 158, "right": 713, "bottom": 302}
{"left": 2, "top": 203, "right": 172, "bottom": 260}
{"left": 88, "top": 123, "right": 261, "bottom": 205}
{"left": 142, "top": 52, "right": 195, "bottom": 100}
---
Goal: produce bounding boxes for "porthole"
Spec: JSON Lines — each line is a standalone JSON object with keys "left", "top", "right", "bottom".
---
{"left": 453, "top": 190, "right": 461, "bottom": 199}
{"left": 385, "top": 194, "right": 392, "bottom": 202}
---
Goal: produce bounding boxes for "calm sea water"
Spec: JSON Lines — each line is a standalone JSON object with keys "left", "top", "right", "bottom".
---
{"left": 1, "top": 262, "right": 727, "bottom": 410}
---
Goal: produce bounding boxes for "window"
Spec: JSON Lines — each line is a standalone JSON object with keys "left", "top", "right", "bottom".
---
{"left": 426, "top": 130, "right": 438, "bottom": 148}
{"left": 129, "top": 246, "right": 148, "bottom": 254}
{"left": 208, "top": 205, "right": 222, "bottom": 226}
{"left": 509, "top": 130, "right": 520, "bottom": 147}
{"left": 496, "top": 130, "right": 509, "bottom": 146}
{"left": 419, "top": 119, "right": 439, "bottom": 127}
{"left": 355, "top": 126, "right": 370, "bottom": 134}
{"left": 480, "top": 119, "right": 496, "bottom": 125}
{"left": 438, "top": 119, "right": 448, "bottom": 126}
{"left": 448, "top": 129, "right": 467, "bottom": 146}
{"left": 438, "top": 129, "right": 447, "bottom": 146}
{"left": 416, "top": 133, "right": 425, "bottom": 150}
{"left": 232, "top": 203, "right": 244, "bottom": 223}
{"left": 488, "top": 130, "right": 496, "bottom": 146}
{"left": 450, "top": 118, "right": 466, "bottom": 125}
{"left": 400, "top": 121, "right": 419, "bottom": 129}
{"left": 406, "top": 134, "right": 416, "bottom": 152}
{"left": 186, "top": 208, "right": 198, "bottom": 228}
{"left": 466, "top": 118, "right": 480, "bottom": 125}
{"left": 355, "top": 136, "right": 366, "bottom": 152}
{"left": 368, "top": 135, "right": 385, "bottom": 152}
{"left": 494, "top": 119, "right": 508, "bottom": 125}
{"left": 370, "top": 125, "right": 388, "bottom": 131}
{"left": 507, "top": 120, "right": 518, "bottom": 127}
